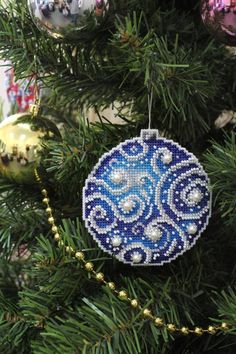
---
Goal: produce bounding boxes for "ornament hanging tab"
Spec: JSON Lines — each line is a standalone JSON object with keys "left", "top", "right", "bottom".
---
{"left": 29, "top": 71, "right": 41, "bottom": 118}
{"left": 141, "top": 129, "right": 159, "bottom": 141}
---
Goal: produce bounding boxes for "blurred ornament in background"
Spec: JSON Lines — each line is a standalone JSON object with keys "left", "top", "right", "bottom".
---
{"left": 86, "top": 101, "right": 134, "bottom": 125}
{"left": 6, "top": 67, "right": 36, "bottom": 112}
{"left": 201, "top": 0, "right": 236, "bottom": 46}
{"left": 215, "top": 109, "right": 236, "bottom": 128}
{"left": 28, "top": 0, "right": 109, "bottom": 39}
{"left": 0, "top": 113, "right": 43, "bottom": 184}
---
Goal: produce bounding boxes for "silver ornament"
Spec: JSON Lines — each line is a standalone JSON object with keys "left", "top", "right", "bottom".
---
{"left": 28, "top": 0, "right": 109, "bottom": 38}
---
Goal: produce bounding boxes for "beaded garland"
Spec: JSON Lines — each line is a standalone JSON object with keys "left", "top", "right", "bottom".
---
{"left": 83, "top": 130, "right": 211, "bottom": 266}
{"left": 35, "top": 169, "right": 230, "bottom": 337}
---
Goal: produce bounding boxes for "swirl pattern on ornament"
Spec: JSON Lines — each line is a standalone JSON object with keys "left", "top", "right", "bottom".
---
{"left": 83, "top": 130, "right": 211, "bottom": 266}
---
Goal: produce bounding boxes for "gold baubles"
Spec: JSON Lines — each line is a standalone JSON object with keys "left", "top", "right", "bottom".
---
{"left": 28, "top": 0, "right": 109, "bottom": 39}
{"left": 0, "top": 113, "right": 43, "bottom": 184}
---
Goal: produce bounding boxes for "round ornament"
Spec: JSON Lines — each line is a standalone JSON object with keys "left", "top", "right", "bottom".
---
{"left": 0, "top": 113, "right": 43, "bottom": 184}
{"left": 83, "top": 130, "right": 212, "bottom": 266}
{"left": 28, "top": 0, "right": 109, "bottom": 38}
{"left": 201, "top": 0, "right": 236, "bottom": 46}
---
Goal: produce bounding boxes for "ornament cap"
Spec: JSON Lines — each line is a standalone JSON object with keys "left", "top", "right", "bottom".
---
{"left": 29, "top": 99, "right": 41, "bottom": 117}
{"left": 141, "top": 129, "right": 159, "bottom": 141}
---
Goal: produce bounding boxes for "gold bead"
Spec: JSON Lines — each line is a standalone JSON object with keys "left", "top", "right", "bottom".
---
{"left": 167, "top": 324, "right": 176, "bottom": 333}
{"left": 96, "top": 272, "right": 104, "bottom": 282}
{"left": 221, "top": 322, "right": 229, "bottom": 330}
{"left": 154, "top": 317, "right": 164, "bottom": 327}
{"left": 75, "top": 251, "right": 85, "bottom": 261}
{"left": 143, "top": 309, "right": 152, "bottom": 318}
{"left": 181, "top": 327, "right": 189, "bottom": 335}
{"left": 66, "top": 246, "right": 74, "bottom": 253}
{"left": 46, "top": 207, "right": 52, "bottom": 214}
{"left": 54, "top": 233, "right": 60, "bottom": 241}
{"left": 130, "top": 299, "right": 139, "bottom": 308}
{"left": 119, "top": 290, "right": 128, "bottom": 300}
{"left": 51, "top": 226, "right": 58, "bottom": 234}
{"left": 41, "top": 189, "right": 47, "bottom": 196}
{"left": 48, "top": 217, "right": 55, "bottom": 224}
{"left": 85, "top": 262, "right": 94, "bottom": 272}
{"left": 43, "top": 198, "right": 49, "bottom": 204}
{"left": 194, "top": 327, "right": 203, "bottom": 336}
{"left": 108, "top": 282, "right": 116, "bottom": 291}
{"left": 58, "top": 240, "right": 64, "bottom": 247}
{"left": 208, "top": 326, "right": 216, "bottom": 334}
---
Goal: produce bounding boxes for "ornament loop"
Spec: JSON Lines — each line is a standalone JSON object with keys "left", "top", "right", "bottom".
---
{"left": 29, "top": 98, "right": 41, "bottom": 118}
{"left": 147, "top": 83, "right": 154, "bottom": 130}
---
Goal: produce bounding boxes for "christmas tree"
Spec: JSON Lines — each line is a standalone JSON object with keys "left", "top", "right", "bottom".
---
{"left": 0, "top": 0, "right": 236, "bottom": 353}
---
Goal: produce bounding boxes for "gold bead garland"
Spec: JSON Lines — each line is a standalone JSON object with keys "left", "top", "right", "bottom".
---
{"left": 34, "top": 169, "right": 232, "bottom": 337}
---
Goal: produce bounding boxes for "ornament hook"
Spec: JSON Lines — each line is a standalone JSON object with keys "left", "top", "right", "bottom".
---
{"left": 147, "top": 83, "right": 154, "bottom": 130}
{"left": 29, "top": 54, "right": 41, "bottom": 118}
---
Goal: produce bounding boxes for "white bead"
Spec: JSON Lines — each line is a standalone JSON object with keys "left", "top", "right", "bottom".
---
{"left": 123, "top": 201, "right": 133, "bottom": 212}
{"left": 147, "top": 228, "right": 162, "bottom": 241}
{"left": 111, "top": 171, "right": 123, "bottom": 184}
{"left": 189, "top": 189, "right": 202, "bottom": 203}
{"left": 132, "top": 252, "right": 142, "bottom": 264}
{"left": 111, "top": 236, "right": 122, "bottom": 247}
{"left": 187, "top": 224, "right": 198, "bottom": 235}
{"left": 162, "top": 153, "right": 172, "bottom": 164}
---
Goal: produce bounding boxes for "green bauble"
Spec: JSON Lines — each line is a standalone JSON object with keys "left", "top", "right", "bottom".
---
{"left": 0, "top": 113, "right": 43, "bottom": 184}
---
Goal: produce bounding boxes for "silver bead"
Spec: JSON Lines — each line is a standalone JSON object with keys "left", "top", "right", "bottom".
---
{"left": 111, "top": 171, "right": 123, "bottom": 184}
{"left": 132, "top": 252, "right": 142, "bottom": 264}
{"left": 187, "top": 224, "right": 198, "bottom": 235}
{"left": 189, "top": 189, "right": 202, "bottom": 203}
{"left": 111, "top": 236, "right": 122, "bottom": 247}
{"left": 123, "top": 201, "right": 134, "bottom": 212}
{"left": 147, "top": 228, "right": 162, "bottom": 242}
{"left": 162, "top": 153, "right": 172, "bottom": 164}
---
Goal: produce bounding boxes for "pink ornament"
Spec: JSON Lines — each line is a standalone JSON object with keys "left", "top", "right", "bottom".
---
{"left": 201, "top": 0, "right": 236, "bottom": 46}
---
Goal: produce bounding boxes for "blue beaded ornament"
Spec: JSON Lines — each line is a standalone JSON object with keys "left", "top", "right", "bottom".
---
{"left": 83, "top": 130, "right": 211, "bottom": 266}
